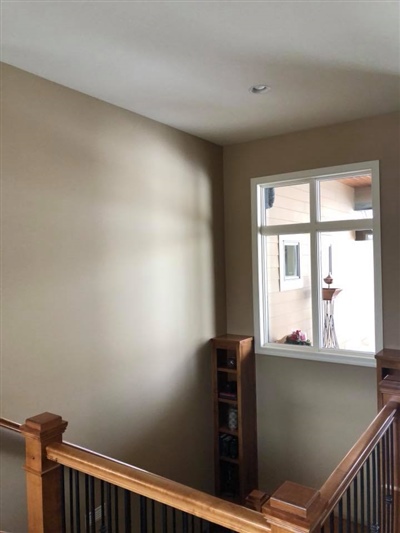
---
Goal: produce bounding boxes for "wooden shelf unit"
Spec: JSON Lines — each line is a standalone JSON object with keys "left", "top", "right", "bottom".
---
{"left": 211, "top": 334, "right": 258, "bottom": 504}
{"left": 376, "top": 348, "right": 400, "bottom": 409}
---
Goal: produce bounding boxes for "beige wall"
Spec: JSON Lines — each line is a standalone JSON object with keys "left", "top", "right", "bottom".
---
{"left": 0, "top": 63, "right": 226, "bottom": 531}
{"left": 223, "top": 112, "right": 400, "bottom": 493}
{"left": 2, "top": 62, "right": 399, "bottom": 529}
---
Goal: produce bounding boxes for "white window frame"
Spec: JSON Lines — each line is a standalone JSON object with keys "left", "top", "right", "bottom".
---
{"left": 251, "top": 161, "right": 382, "bottom": 367}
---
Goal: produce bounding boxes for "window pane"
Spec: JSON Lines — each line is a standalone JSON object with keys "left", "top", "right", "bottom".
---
{"left": 319, "top": 175, "right": 372, "bottom": 222}
{"left": 265, "top": 234, "right": 312, "bottom": 345}
{"left": 264, "top": 183, "right": 310, "bottom": 226}
{"left": 320, "top": 230, "right": 375, "bottom": 352}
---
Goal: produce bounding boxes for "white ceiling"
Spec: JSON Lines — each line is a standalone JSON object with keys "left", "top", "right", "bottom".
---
{"left": 2, "top": 0, "right": 400, "bottom": 145}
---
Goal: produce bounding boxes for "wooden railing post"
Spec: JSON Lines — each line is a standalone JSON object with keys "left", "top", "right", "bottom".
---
{"left": 262, "top": 481, "right": 322, "bottom": 533}
{"left": 245, "top": 489, "right": 270, "bottom": 512}
{"left": 21, "top": 412, "right": 68, "bottom": 533}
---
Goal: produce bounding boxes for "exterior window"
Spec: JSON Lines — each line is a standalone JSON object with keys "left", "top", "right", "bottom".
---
{"left": 251, "top": 161, "right": 382, "bottom": 367}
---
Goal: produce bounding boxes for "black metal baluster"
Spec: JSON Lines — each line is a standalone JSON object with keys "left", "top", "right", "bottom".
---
{"left": 372, "top": 447, "right": 378, "bottom": 532}
{"left": 75, "top": 470, "right": 81, "bottom": 533}
{"left": 191, "top": 513, "right": 195, "bottom": 533}
{"left": 353, "top": 472, "right": 358, "bottom": 532}
{"left": 140, "top": 495, "right": 147, "bottom": 533}
{"left": 346, "top": 487, "right": 351, "bottom": 533}
{"left": 377, "top": 441, "right": 382, "bottom": 532}
{"left": 385, "top": 426, "right": 392, "bottom": 533}
{"left": 329, "top": 509, "right": 335, "bottom": 533}
{"left": 84, "top": 474, "right": 90, "bottom": 533}
{"left": 162, "top": 503, "right": 168, "bottom": 533}
{"left": 383, "top": 430, "right": 389, "bottom": 532}
{"left": 173, "top": 508, "right": 177, "bottom": 533}
{"left": 100, "top": 481, "right": 106, "bottom": 532}
{"left": 367, "top": 454, "right": 372, "bottom": 530}
{"left": 106, "top": 483, "right": 112, "bottom": 532}
{"left": 182, "top": 512, "right": 189, "bottom": 533}
{"left": 61, "top": 466, "right": 66, "bottom": 533}
{"left": 69, "top": 468, "right": 75, "bottom": 533}
{"left": 124, "top": 489, "right": 131, "bottom": 533}
{"left": 151, "top": 499, "right": 155, "bottom": 533}
{"left": 360, "top": 462, "right": 365, "bottom": 533}
{"left": 114, "top": 485, "right": 119, "bottom": 532}
{"left": 203, "top": 520, "right": 210, "bottom": 533}
{"left": 389, "top": 423, "right": 395, "bottom": 533}
{"left": 338, "top": 499, "right": 343, "bottom": 533}
{"left": 89, "top": 476, "right": 95, "bottom": 533}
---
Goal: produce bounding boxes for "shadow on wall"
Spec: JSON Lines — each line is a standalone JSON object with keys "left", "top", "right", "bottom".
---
{"left": 0, "top": 428, "right": 27, "bottom": 531}
{"left": 0, "top": 342, "right": 214, "bottom": 533}
{"left": 1, "top": 65, "right": 225, "bottom": 532}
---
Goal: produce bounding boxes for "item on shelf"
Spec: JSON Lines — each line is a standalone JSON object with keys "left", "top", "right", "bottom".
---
{"left": 221, "top": 463, "right": 237, "bottom": 497}
{"left": 219, "top": 434, "right": 238, "bottom": 459}
{"left": 218, "top": 381, "right": 237, "bottom": 400}
{"left": 219, "top": 391, "right": 237, "bottom": 400}
{"left": 219, "top": 434, "right": 232, "bottom": 457}
{"left": 227, "top": 357, "right": 236, "bottom": 369}
{"left": 229, "top": 436, "right": 238, "bottom": 459}
{"left": 228, "top": 407, "right": 238, "bottom": 430}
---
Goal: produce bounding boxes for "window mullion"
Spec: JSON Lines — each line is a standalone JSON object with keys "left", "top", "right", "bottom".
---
{"left": 310, "top": 180, "right": 321, "bottom": 349}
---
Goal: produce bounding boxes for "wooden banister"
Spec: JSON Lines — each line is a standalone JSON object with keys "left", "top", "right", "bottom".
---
{"left": 20, "top": 412, "right": 68, "bottom": 533}
{"left": 46, "top": 441, "right": 271, "bottom": 533}
{"left": 0, "top": 417, "right": 22, "bottom": 433}
{"left": 318, "top": 400, "right": 398, "bottom": 521}
{"left": 262, "top": 400, "right": 400, "bottom": 533}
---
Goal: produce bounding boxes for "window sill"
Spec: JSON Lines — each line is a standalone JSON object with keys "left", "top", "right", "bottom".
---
{"left": 255, "top": 343, "right": 376, "bottom": 367}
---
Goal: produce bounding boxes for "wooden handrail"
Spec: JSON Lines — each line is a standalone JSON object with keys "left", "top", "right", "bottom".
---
{"left": 262, "top": 399, "right": 400, "bottom": 532}
{"left": 0, "top": 417, "right": 22, "bottom": 433}
{"left": 317, "top": 399, "right": 399, "bottom": 523}
{"left": 46, "top": 441, "right": 271, "bottom": 533}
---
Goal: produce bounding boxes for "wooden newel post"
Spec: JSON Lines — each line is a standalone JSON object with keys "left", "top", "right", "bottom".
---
{"left": 262, "top": 481, "right": 322, "bottom": 533}
{"left": 21, "top": 412, "right": 68, "bottom": 533}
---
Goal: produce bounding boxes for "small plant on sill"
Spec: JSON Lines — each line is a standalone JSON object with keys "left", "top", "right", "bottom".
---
{"left": 285, "top": 330, "right": 311, "bottom": 346}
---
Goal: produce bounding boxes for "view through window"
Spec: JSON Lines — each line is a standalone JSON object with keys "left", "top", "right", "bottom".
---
{"left": 251, "top": 162, "right": 382, "bottom": 366}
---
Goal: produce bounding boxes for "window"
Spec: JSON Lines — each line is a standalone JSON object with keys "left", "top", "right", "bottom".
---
{"left": 278, "top": 236, "right": 303, "bottom": 291}
{"left": 251, "top": 161, "right": 382, "bottom": 367}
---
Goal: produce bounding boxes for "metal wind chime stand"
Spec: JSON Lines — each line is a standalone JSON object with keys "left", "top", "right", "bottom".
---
{"left": 322, "top": 273, "right": 342, "bottom": 349}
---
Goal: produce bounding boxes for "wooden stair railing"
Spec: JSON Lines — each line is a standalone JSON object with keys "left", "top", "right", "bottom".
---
{"left": 8, "top": 399, "right": 398, "bottom": 533}
{"left": 0, "top": 417, "right": 22, "bottom": 434}
{"left": 261, "top": 397, "right": 400, "bottom": 533}
{"left": 2, "top": 349, "right": 399, "bottom": 533}
{"left": 8, "top": 412, "right": 270, "bottom": 533}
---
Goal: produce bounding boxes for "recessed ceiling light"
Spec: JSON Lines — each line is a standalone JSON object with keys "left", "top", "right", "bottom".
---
{"left": 249, "top": 84, "right": 271, "bottom": 95}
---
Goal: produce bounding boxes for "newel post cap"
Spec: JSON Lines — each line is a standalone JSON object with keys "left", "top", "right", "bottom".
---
{"left": 262, "top": 481, "right": 322, "bottom": 533}
{"left": 21, "top": 412, "right": 68, "bottom": 438}
{"left": 21, "top": 412, "right": 68, "bottom": 474}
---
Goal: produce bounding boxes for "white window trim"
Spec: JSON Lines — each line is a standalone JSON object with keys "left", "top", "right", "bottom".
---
{"left": 251, "top": 161, "right": 383, "bottom": 367}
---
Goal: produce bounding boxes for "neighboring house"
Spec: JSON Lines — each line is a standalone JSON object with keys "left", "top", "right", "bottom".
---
{"left": 1, "top": 61, "right": 399, "bottom": 532}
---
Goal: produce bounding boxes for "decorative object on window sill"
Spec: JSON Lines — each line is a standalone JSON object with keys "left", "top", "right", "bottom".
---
{"left": 284, "top": 330, "right": 311, "bottom": 346}
{"left": 322, "top": 274, "right": 342, "bottom": 348}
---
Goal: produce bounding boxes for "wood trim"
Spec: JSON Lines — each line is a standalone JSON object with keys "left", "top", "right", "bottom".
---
{"left": 47, "top": 442, "right": 271, "bottom": 533}
{"left": 263, "top": 401, "right": 400, "bottom": 533}
{"left": 317, "top": 400, "right": 399, "bottom": 524}
{"left": 0, "top": 417, "right": 21, "bottom": 433}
